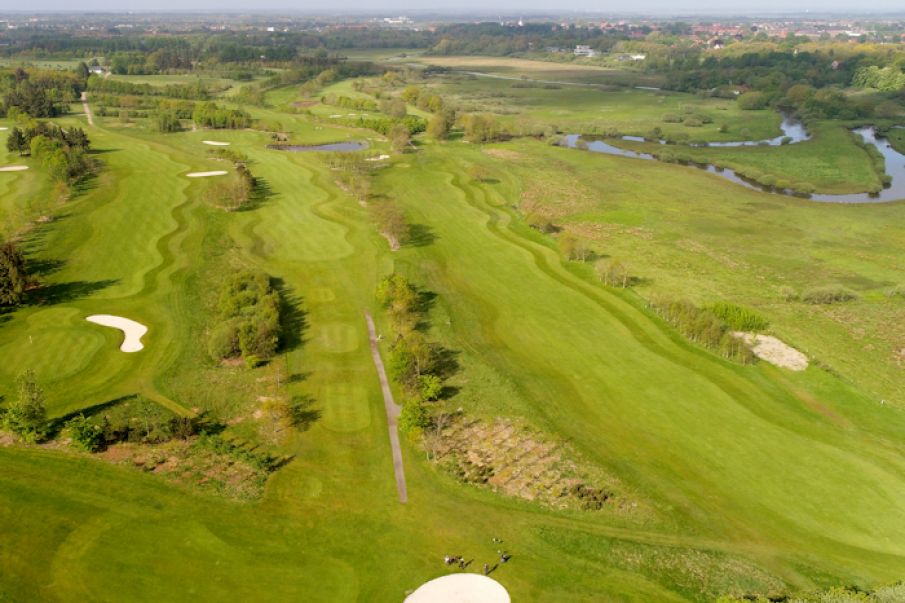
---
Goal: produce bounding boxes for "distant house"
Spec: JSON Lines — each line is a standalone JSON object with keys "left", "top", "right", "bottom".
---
{"left": 629, "top": 54, "right": 647, "bottom": 61}
{"left": 574, "top": 45, "right": 599, "bottom": 58}
{"left": 88, "top": 66, "right": 106, "bottom": 75}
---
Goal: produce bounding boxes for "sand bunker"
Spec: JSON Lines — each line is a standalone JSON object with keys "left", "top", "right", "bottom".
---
{"left": 734, "top": 332, "right": 808, "bottom": 371}
{"left": 405, "top": 575, "right": 510, "bottom": 603}
{"left": 202, "top": 140, "right": 231, "bottom": 146}
{"left": 186, "top": 171, "right": 228, "bottom": 178}
{"left": 86, "top": 315, "right": 148, "bottom": 353}
{"left": 366, "top": 154, "right": 391, "bottom": 162}
{"left": 0, "top": 165, "right": 29, "bottom": 172}
{"left": 0, "top": 127, "right": 8, "bottom": 131}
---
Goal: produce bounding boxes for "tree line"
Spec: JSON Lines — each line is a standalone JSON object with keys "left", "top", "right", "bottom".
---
{"left": 377, "top": 275, "right": 453, "bottom": 435}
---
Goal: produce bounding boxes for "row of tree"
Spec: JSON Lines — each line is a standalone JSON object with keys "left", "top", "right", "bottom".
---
{"left": 377, "top": 275, "right": 450, "bottom": 435}
{"left": 652, "top": 298, "right": 756, "bottom": 364}
{"left": 192, "top": 102, "right": 252, "bottom": 129}
{"left": 1, "top": 67, "right": 84, "bottom": 118}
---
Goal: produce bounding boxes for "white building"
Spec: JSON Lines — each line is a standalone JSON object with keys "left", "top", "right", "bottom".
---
{"left": 574, "top": 45, "right": 599, "bottom": 57}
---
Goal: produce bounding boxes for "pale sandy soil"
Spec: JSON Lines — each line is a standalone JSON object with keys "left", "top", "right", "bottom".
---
{"left": 202, "top": 140, "right": 231, "bottom": 146}
{"left": 0, "top": 166, "right": 29, "bottom": 172}
{"left": 186, "top": 171, "right": 228, "bottom": 178}
{"left": 734, "top": 332, "right": 808, "bottom": 371}
{"left": 86, "top": 315, "right": 148, "bottom": 352}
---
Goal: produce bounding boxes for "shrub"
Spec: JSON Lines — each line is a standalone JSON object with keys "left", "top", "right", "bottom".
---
{"left": 66, "top": 414, "right": 105, "bottom": 452}
{"left": 653, "top": 299, "right": 756, "bottom": 364}
{"left": 737, "top": 91, "right": 768, "bottom": 110}
{"left": 399, "top": 399, "right": 432, "bottom": 435}
{"left": 779, "top": 286, "right": 799, "bottom": 301}
{"left": 801, "top": 285, "right": 858, "bottom": 304}
{"left": 709, "top": 301, "right": 769, "bottom": 331}
{"left": 419, "top": 374, "right": 443, "bottom": 401}
{"left": 662, "top": 113, "right": 682, "bottom": 123}
{"left": 885, "top": 285, "right": 905, "bottom": 299}
{"left": 683, "top": 117, "right": 703, "bottom": 128}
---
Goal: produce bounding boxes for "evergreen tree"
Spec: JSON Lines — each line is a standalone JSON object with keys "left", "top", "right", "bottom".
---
{"left": 5, "top": 127, "right": 26, "bottom": 155}
{"left": 2, "top": 369, "right": 47, "bottom": 442}
{"left": 0, "top": 241, "right": 28, "bottom": 306}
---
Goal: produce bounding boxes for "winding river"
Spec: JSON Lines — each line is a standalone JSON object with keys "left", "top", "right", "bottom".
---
{"left": 566, "top": 119, "right": 905, "bottom": 204}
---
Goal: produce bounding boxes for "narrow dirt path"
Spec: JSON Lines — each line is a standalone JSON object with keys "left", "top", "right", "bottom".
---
{"left": 364, "top": 310, "right": 408, "bottom": 503}
{"left": 80, "top": 91, "right": 94, "bottom": 127}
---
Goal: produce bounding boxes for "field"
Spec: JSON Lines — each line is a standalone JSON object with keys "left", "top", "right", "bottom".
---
{"left": 614, "top": 122, "right": 884, "bottom": 194}
{"left": 429, "top": 75, "right": 783, "bottom": 141}
{"left": 2, "top": 61, "right": 905, "bottom": 603}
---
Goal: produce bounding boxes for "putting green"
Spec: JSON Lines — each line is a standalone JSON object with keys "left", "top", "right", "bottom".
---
{"left": 320, "top": 382, "right": 371, "bottom": 432}
{"left": 0, "top": 328, "right": 104, "bottom": 384}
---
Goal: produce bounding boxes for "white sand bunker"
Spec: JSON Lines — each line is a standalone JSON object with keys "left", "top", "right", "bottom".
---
{"left": 0, "top": 165, "right": 29, "bottom": 172}
{"left": 186, "top": 171, "right": 228, "bottom": 178}
{"left": 202, "top": 140, "right": 231, "bottom": 146}
{"left": 366, "top": 154, "right": 391, "bottom": 162}
{"left": 0, "top": 127, "right": 8, "bottom": 131}
{"left": 86, "top": 315, "right": 148, "bottom": 353}
{"left": 406, "top": 574, "right": 510, "bottom": 603}
{"left": 734, "top": 332, "right": 808, "bottom": 371}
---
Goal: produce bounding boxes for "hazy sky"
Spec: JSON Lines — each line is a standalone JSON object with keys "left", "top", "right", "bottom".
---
{"left": 6, "top": 0, "right": 905, "bottom": 14}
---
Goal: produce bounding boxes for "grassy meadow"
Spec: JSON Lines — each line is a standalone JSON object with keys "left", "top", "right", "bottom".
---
{"left": 2, "top": 64, "right": 905, "bottom": 603}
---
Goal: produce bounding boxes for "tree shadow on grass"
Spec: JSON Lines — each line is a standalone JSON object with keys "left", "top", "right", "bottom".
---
{"left": 25, "top": 257, "right": 65, "bottom": 279}
{"left": 407, "top": 223, "right": 438, "bottom": 248}
{"left": 238, "top": 177, "right": 277, "bottom": 212}
{"left": 273, "top": 277, "right": 308, "bottom": 353}
{"left": 27, "top": 279, "right": 119, "bottom": 306}
{"left": 289, "top": 394, "right": 321, "bottom": 432}
{"left": 433, "top": 347, "right": 461, "bottom": 381}
{"left": 286, "top": 371, "right": 310, "bottom": 384}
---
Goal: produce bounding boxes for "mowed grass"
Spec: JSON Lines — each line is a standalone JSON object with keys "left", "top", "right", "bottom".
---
{"left": 3, "top": 81, "right": 905, "bottom": 603}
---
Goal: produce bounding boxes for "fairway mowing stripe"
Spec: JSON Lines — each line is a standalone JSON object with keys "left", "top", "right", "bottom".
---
{"left": 317, "top": 323, "right": 359, "bottom": 353}
{"left": 321, "top": 383, "right": 370, "bottom": 432}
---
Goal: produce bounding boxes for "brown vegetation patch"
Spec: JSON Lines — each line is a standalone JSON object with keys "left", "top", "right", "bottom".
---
{"left": 483, "top": 148, "right": 525, "bottom": 161}
{"left": 99, "top": 438, "right": 269, "bottom": 500}
{"left": 428, "top": 416, "right": 632, "bottom": 512}
{"left": 519, "top": 166, "right": 597, "bottom": 219}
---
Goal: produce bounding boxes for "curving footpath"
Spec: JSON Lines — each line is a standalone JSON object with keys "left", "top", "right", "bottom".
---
{"left": 365, "top": 310, "right": 408, "bottom": 503}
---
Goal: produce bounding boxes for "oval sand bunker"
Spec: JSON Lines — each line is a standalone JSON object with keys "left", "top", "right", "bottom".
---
{"left": 86, "top": 315, "right": 148, "bottom": 353}
{"left": 406, "top": 574, "right": 510, "bottom": 603}
{"left": 202, "top": 140, "right": 231, "bottom": 146}
{"left": 186, "top": 170, "right": 228, "bottom": 178}
{"left": 0, "top": 165, "right": 29, "bottom": 172}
